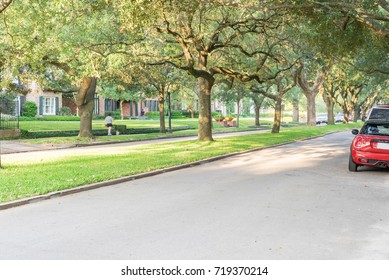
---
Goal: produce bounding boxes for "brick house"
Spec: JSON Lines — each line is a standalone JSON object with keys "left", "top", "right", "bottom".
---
{"left": 63, "top": 93, "right": 159, "bottom": 118}
{"left": 16, "top": 81, "right": 62, "bottom": 116}
{"left": 17, "top": 81, "right": 160, "bottom": 118}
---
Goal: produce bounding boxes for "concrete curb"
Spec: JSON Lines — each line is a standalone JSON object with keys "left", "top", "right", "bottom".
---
{"left": 0, "top": 131, "right": 339, "bottom": 211}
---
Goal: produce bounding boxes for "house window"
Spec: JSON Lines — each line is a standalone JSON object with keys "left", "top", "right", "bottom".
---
{"left": 43, "top": 97, "right": 56, "bottom": 115}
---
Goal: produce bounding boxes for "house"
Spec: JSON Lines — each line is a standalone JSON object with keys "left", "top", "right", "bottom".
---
{"left": 16, "top": 80, "right": 160, "bottom": 118}
{"left": 15, "top": 81, "right": 61, "bottom": 116}
{"left": 58, "top": 92, "right": 160, "bottom": 118}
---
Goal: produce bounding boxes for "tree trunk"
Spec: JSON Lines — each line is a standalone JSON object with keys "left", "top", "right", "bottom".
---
{"left": 158, "top": 90, "right": 166, "bottom": 133}
{"left": 198, "top": 76, "right": 214, "bottom": 141}
{"left": 322, "top": 92, "right": 335, "bottom": 125}
{"left": 76, "top": 77, "right": 96, "bottom": 138}
{"left": 354, "top": 105, "right": 361, "bottom": 122}
{"left": 236, "top": 98, "right": 240, "bottom": 128}
{"left": 254, "top": 103, "right": 261, "bottom": 126}
{"left": 306, "top": 94, "right": 317, "bottom": 126}
{"left": 296, "top": 64, "right": 325, "bottom": 127}
{"left": 252, "top": 95, "right": 265, "bottom": 127}
{"left": 120, "top": 100, "right": 124, "bottom": 120}
{"left": 272, "top": 97, "right": 282, "bottom": 133}
{"left": 292, "top": 98, "right": 299, "bottom": 122}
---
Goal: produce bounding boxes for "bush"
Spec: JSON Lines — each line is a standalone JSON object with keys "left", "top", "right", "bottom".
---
{"left": 19, "top": 115, "right": 80, "bottom": 121}
{"left": 105, "top": 110, "right": 121, "bottom": 119}
{"left": 22, "top": 101, "right": 38, "bottom": 117}
{"left": 182, "top": 110, "right": 199, "bottom": 118}
{"left": 212, "top": 111, "right": 224, "bottom": 118}
{"left": 59, "top": 106, "right": 74, "bottom": 116}
{"left": 145, "top": 111, "right": 159, "bottom": 119}
{"left": 113, "top": 125, "right": 127, "bottom": 134}
{"left": 171, "top": 110, "right": 186, "bottom": 119}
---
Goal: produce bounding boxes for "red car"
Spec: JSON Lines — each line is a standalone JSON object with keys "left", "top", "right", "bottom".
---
{"left": 349, "top": 120, "right": 389, "bottom": 172}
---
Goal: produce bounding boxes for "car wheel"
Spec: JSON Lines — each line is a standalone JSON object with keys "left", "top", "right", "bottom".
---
{"left": 348, "top": 155, "right": 358, "bottom": 172}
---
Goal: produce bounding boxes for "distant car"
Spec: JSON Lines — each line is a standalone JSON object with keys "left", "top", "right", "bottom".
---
{"left": 365, "top": 104, "right": 389, "bottom": 121}
{"left": 316, "top": 113, "right": 328, "bottom": 125}
{"left": 349, "top": 120, "right": 389, "bottom": 171}
{"left": 335, "top": 113, "right": 353, "bottom": 123}
{"left": 335, "top": 113, "right": 344, "bottom": 123}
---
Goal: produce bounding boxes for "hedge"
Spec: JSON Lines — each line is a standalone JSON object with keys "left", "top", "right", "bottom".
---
{"left": 19, "top": 116, "right": 81, "bottom": 121}
{"left": 19, "top": 125, "right": 195, "bottom": 139}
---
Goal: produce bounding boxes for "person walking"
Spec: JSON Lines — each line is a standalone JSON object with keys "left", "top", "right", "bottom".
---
{"left": 104, "top": 113, "right": 114, "bottom": 136}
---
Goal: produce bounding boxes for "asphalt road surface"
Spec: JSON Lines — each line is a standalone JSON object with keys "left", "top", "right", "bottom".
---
{"left": 0, "top": 131, "right": 388, "bottom": 259}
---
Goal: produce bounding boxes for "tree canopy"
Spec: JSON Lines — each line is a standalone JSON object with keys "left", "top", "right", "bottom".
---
{"left": 0, "top": 0, "right": 388, "bottom": 140}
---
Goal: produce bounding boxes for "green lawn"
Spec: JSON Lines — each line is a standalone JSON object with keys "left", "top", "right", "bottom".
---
{"left": 19, "top": 117, "right": 272, "bottom": 131}
{"left": 19, "top": 117, "right": 274, "bottom": 145}
{"left": 0, "top": 124, "right": 360, "bottom": 204}
{"left": 19, "top": 118, "right": 200, "bottom": 131}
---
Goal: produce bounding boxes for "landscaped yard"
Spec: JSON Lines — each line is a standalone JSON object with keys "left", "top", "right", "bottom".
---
{"left": 0, "top": 123, "right": 361, "bottom": 204}
{"left": 16, "top": 117, "right": 274, "bottom": 145}
{"left": 19, "top": 117, "right": 271, "bottom": 131}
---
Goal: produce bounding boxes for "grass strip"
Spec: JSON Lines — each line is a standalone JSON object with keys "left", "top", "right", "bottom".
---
{"left": 0, "top": 124, "right": 359, "bottom": 203}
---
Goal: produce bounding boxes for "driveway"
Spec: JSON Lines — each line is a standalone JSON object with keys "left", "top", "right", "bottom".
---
{"left": 0, "top": 131, "right": 388, "bottom": 259}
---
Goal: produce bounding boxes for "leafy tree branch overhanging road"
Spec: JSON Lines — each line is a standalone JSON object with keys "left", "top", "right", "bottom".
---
{"left": 211, "top": 0, "right": 389, "bottom": 38}
{"left": 0, "top": 0, "right": 13, "bottom": 14}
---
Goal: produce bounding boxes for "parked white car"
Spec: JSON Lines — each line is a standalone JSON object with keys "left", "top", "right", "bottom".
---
{"left": 316, "top": 113, "right": 328, "bottom": 125}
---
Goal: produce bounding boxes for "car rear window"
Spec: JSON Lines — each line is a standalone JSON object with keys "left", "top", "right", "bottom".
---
{"left": 361, "top": 123, "right": 389, "bottom": 136}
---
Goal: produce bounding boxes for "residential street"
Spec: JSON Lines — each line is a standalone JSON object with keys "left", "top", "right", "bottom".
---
{"left": 0, "top": 131, "right": 388, "bottom": 259}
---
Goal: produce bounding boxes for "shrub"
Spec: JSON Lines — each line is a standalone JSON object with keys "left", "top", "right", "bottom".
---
{"left": 22, "top": 101, "right": 38, "bottom": 117}
{"left": 145, "top": 111, "right": 159, "bottom": 119}
{"left": 113, "top": 125, "right": 127, "bottom": 134}
{"left": 171, "top": 110, "right": 185, "bottom": 119}
{"left": 105, "top": 110, "right": 121, "bottom": 119}
{"left": 182, "top": 110, "right": 199, "bottom": 118}
{"left": 19, "top": 115, "right": 80, "bottom": 121}
{"left": 59, "top": 106, "right": 74, "bottom": 116}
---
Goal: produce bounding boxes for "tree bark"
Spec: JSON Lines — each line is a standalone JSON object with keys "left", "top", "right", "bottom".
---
{"left": 353, "top": 105, "right": 362, "bottom": 122}
{"left": 322, "top": 92, "right": 335, "bottom": 125}
{"left": 305, "top": 94, "right": 317, "bottom": 126}
{"left": 120, "top": 100, "right": 124, "bottom": 120}
{"left": 236, "top": 98, "right": 240, "bottom": 128}
{"left": 292, "top": 98, "right": 299, "bottom": 122}
{"left": 197, "top": 75, "right": 214, "bottom": 141}
{"left": 252, "top": 94, "right": 265, "bottom": 127}
{"left": 158, "top": 89, "right": 166, "bottom": 133}
{"left": 76, "top": 77, "right": 96, "bottom": 138}
{"left": 272, "top": 97, "right": 282, "bottom": 133}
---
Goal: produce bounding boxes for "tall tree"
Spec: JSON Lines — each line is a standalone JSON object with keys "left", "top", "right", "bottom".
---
{"left": 1, "top": 0, "right": 135, "bottom": 137}
{"left": 114, "top": 0, "right": 291, "bottom": 141}
{"left": 296, "top": 62, "right": 326, "bottom": 126}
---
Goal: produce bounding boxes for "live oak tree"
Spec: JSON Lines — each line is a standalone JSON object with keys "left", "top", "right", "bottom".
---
{"left": 113, "top": 0, "right": 293, "bottom": 141}
{"left": 1, "top": 0, "right": 130, "bottom": 138}
{"left": 136, "top": 65, "right": 183, "bottom": 133}
{"left": 247, "top": 85, "right": 269, "bottom": 127}
{"left": 296, "top": 61, "right": 326, "bottom": 126}
{"left": 213, "top": 81, "right": 250, "bottom": 128}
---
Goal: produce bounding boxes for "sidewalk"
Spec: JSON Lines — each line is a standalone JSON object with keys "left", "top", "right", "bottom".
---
{"left": 0, "top": 140, "right": 73, "bottom": 154}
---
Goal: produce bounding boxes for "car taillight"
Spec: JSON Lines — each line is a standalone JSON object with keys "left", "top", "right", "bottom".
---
{"left": 354, "top": 136, "right": 371, "bottom": 148}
